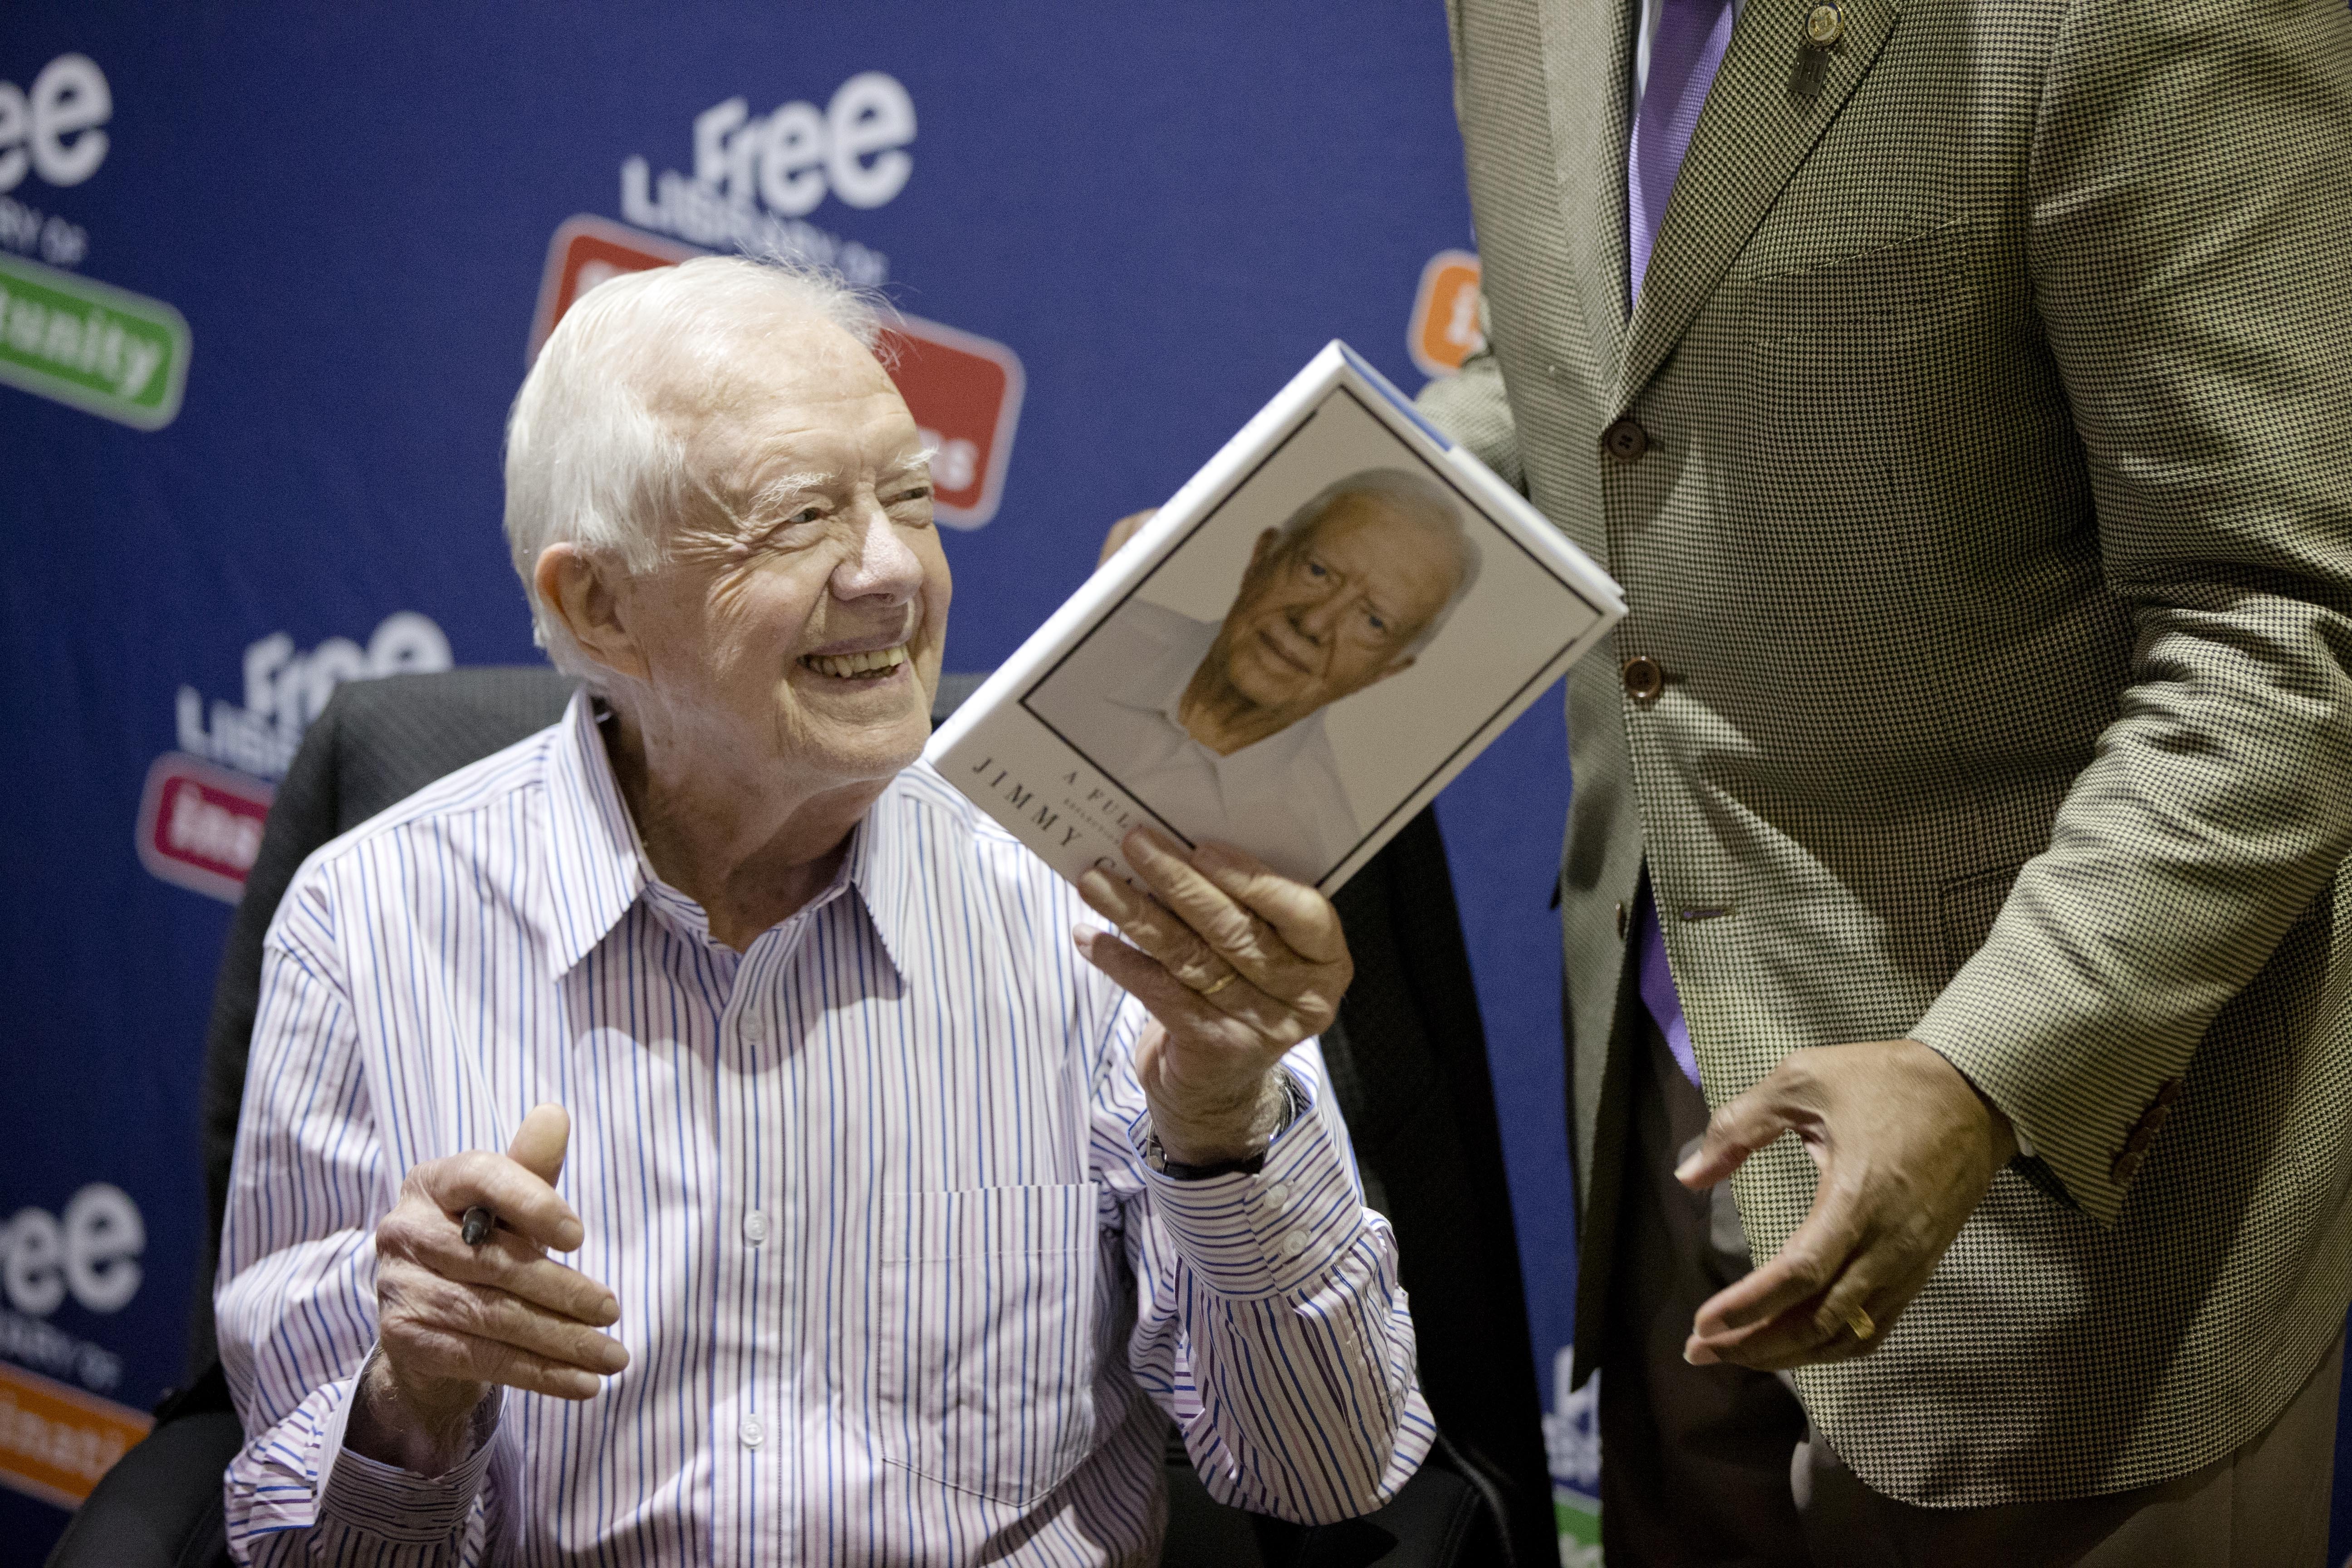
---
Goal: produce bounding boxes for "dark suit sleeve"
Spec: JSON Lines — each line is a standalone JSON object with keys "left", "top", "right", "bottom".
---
{"left": 1913, "top": 0, "right": 2352, "bottom": 1223}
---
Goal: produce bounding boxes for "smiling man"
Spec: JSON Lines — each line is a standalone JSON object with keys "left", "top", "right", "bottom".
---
{"left": 1034, "top": 470, "right": 1480, "bottom": 882}
{"left": 212, "top": 256, "right": 1432, "bottom": 1566}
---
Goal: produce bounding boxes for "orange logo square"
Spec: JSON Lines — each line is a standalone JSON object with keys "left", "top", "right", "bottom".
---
{"left": 1408, "top": 250, "right": 1484, "bottom": 377}
{"left": 0, "top": 1361, "right": 153, "bottom": 1509}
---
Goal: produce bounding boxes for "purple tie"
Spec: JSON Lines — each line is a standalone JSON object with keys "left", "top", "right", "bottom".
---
{"left": 1628, "top": 0, "right": 1737, "bottom": 308}
{"left": 1627, "top": 0, "right": 1732, "bottom": 1086}
{"left": 1635, "top": 886, "right": 1701, "bottom": 1087}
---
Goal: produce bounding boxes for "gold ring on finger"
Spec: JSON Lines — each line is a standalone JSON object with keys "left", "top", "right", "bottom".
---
{"left": 1196, "top": 971, "right": 1237, "bottom": 998}
{"left": 1844, "top": 1305, "right": 1876, "bottom": 1340}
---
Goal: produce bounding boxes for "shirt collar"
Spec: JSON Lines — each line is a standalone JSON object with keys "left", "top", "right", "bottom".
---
{"left": 1106, "top": 610, "right": 1331, "bottom": 769}
{"left": 541, "top": 690, "right": 650, "bottom": 977}
{"left": 539, "top": 686, "right": 915, "bottom": 982}
{"left": 833, "top": 773, "right": 917, "bottom": 983}
{"left": 1110, "top": 609, "right": 1219, "bottom": 719}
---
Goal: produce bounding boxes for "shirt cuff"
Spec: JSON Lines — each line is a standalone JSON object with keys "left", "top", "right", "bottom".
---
{"left": 1139, "top": 1063, "right": 1367, "bottom": 1300}
{"left": 314, "top": 1350, "right": 503, "bottom": 1544}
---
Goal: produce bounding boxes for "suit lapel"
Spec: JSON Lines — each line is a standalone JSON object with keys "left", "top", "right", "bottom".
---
{"left": 1535, "top": 0, "right": 1638, "bottom": 379}
{"left": 1611, "top": 0, "right": 1901, "bottom": 410}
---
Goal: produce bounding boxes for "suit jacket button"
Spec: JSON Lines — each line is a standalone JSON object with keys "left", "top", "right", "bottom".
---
{"left": 1622, "top": 656, "right": 1666, "bottom": 703}
{"left": 1615, "top": 901, "right": 1629, "bottom": 940}
{"left": 2122, "top": 1122, "right": 2156, "bottom": 1156}
{"left": 2111, "top": 1149, "right": 2145, "bottom": 1184}
{"left": 2154, "top": 1078, "right": 2184, "bottom": 1108}
{"left": 1602, "top": 417, "right": 1651, "bottom": 462}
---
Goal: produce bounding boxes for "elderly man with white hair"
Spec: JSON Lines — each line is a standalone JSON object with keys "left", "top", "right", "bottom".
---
{"left": 213, "top": 255, "right": 1433, "bottom": 1565}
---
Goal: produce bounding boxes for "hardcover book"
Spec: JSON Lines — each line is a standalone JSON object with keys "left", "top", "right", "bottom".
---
{"left": 926, "top": 341, "right": 1626, "bottom": 894}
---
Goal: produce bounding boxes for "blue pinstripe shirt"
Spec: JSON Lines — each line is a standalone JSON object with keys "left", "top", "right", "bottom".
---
{"left": 216, "top": 691, "right": 1434, "bottom": 1565}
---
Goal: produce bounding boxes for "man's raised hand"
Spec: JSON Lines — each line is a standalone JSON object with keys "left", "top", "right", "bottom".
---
{"left": 1073, "top": 827, "right": 1352, "bottom": 1165}
{"left": 1097, "top": 508, "right": 1157, "bottom": 568}
{"left": 349, "top": 1104, "right": 629, "bottom": 1474}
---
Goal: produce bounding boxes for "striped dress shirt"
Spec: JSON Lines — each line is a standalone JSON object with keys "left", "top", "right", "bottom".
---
{"left": 216, "top": 691, "right": 1434, "bottom": 1565}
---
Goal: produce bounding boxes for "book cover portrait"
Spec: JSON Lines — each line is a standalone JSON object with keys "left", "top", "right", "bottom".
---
{"left": 1023, "top": 386, "right": 1600, "bottom": 886}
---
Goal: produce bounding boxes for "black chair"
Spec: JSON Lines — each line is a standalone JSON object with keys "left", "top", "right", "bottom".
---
{"left": 51, "top": 666, "right": 1552, "bottom": 1568}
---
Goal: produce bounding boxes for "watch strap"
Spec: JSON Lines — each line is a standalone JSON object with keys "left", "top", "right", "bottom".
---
{"left": 1145, "top": 1073, "right": 1304, "bottom": 1181}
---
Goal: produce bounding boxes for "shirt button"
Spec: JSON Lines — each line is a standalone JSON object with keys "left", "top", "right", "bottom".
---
{"left": 739, "top": 1015, "right": 765, "bottom": 1044}
{"left": 739, "top": 1415, "right": 765, "bottom": 1449}
{"left": 1622, "top": 656, "right": 1666, "bottom": 703}
{"left": 1602, "top": 417, "right": 1651, "bottom": 462}
{"left": 742, "top": 1210, "right": 769, "bottom": 1245}
{"left": 1279, "top": 1231, "right": 1308, "bottom": 1258}
{"left": 1264, "top": 1182, "right": 1292, "bottom": 1208}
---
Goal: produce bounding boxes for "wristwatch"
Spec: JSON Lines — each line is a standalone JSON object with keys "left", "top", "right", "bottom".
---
{"left": 1144, "top": 1074, "right": 1305, "bottom": 1181}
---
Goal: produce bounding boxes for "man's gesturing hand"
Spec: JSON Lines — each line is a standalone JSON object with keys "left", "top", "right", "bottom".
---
{"left": 1073, "top": 827, "right": 1352, "bottom": 1165}
{"left": 348, "top": 1104, "right": 629, "bottom": 1475}
{"left": 1097, "top": 508, "right": 1157, "bottom": 567}
{"left": 1678, "top": 1039, "right": 2017, "bottom": 1371}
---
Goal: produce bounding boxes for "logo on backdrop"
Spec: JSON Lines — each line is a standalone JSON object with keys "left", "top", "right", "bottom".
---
{"left": 0, "top": 251, "right": 189, "bottom": 429}
{"left": 0, "top": 51, "right": 195, "bottom": 431}
{"left": 1407, "top": 250, "right": 1484, "bottom": 379}
{"left": 0, "top": 1183, "right": 153, "bottom": 1509}
{"left": 138, "top": 612, "right": 455, "bottom": 901}
{"left": 0, "top": 51, "right": 106, "bottom": 270}
{"left": 527, "top": 216, "right": 1024, "bottom": 530}
{"left": 619, "top": 71, "right": 913, "bottom": 289}
{"left": 0, "top": 1363, "right": 152, "bottom": 1511}
{"left": 0, "top": 1184, "right": 143, "bottom": 1393}
{"left": 1543, "top": 1346, "right": 1604, "bottom": 1564}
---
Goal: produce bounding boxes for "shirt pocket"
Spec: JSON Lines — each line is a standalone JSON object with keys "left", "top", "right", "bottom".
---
{"left": 874, "top": 1183, "right": 1102, "bottom": 1507}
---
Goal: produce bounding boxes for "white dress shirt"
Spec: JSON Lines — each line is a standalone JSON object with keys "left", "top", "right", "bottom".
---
{"left": 216, "top": 691, "right": 1432, "bottom": 1566}
{"left": 1029, "top": 600, "right": 1361, "bottom": 885}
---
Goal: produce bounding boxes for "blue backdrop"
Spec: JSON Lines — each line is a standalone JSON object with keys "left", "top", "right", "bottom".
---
{"left": 2, "top": 5, "right": 2337, "bottom": 1565}
{"left": 0, "top": 5, "right": 1588, "bottom": 1558}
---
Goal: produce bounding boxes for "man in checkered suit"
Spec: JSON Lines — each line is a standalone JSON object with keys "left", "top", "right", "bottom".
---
{"left": 1416, "top": 0, "right": 2352, "bottom": 1559}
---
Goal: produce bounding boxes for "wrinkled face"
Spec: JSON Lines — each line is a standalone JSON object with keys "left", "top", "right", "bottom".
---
{"left": 1212, "top": 495, "right": 1464, "bottom": 721}
{"left": 609, "top": 311, "right": 949, "bottom": 790}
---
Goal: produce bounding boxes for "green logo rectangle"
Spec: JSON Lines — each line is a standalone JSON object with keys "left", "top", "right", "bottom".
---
{"left": 1557, "top": 1485, "right": 1603, "bottom": 1566}
{"left": 0, "top": 252, "right": 190, "bottom": 431}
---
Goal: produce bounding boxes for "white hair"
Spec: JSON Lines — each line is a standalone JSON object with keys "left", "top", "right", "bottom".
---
{"left": 1274, "top": 467, "right": 1483, "bottom": 657}
{"left": 502, "top": 254, "right": 884, "bottom": 685}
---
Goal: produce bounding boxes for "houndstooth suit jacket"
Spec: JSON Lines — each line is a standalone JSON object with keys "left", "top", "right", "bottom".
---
{"left": 1419, "top": 0, "right": 2352, "bottom": 1508}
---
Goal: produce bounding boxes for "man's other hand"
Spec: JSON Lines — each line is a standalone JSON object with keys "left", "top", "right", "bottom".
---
{"left": 1098, "top": 508, "right": 1156, "bottom": 567}
{"left": 1676, "top": 1039, "right": 2017, "bottom": 1371}
{"left": 1073, "top": 827, "right": 1352, "bottom": 1165}
{"left": 348, "top": 1104, "right": 629, "bottom": 1474}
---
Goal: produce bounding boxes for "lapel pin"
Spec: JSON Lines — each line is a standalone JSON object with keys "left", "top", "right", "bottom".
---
{"left": 1806, "top": 3, "right": 1846, "bottom": 46}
